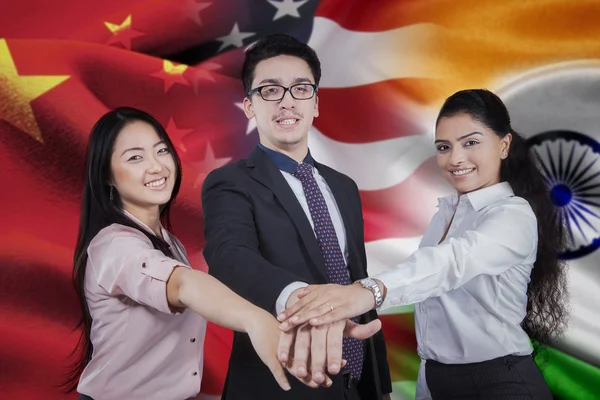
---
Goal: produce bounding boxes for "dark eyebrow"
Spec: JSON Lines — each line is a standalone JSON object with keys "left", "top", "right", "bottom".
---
{"left": 121, "top": 140, "right": 165, "bottom": 156}
{"left": 258, "top": 78, "right": 281, "bottom": 85}
{"left": 292, "top": 77, "right": 313, "bottom": 84}
{"left": 257, "top": 77, "right": 313, "bottom": 86}
{"left": 434, "top": 132, "right": 483, "bottom": 144}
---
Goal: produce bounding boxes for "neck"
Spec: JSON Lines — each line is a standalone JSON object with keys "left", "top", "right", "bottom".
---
{"left": 260, "top": 141, "right": 309, "bottom": 163}
{"left": 122, "top": 203, "right": 162, "bottom": 237}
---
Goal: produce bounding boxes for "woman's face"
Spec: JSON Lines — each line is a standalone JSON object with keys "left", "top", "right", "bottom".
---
{"left": 110, "top": 120, "right": 176, "bottom": 215}
{"left": 435, "top": 113, "right": 511, "bottom": 194}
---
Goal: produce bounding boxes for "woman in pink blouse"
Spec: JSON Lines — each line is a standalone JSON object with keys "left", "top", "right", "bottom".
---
{"left": 64, "top": 107, "right": 293, "bottom": 399}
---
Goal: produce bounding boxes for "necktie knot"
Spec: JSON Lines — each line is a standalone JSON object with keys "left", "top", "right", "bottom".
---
{"left": 293, "top": 162, "right": 313, "bottom": 180}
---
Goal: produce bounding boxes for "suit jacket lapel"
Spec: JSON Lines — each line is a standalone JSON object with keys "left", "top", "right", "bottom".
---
{"left": 247, "top": 148, "right": 328, "bottom": 281}
{"left": 315, "top": 162, "right": 366, "bottom": 281}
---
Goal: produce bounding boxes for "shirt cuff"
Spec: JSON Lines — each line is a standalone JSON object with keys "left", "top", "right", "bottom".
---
{"left": 372, "top": 270, "right": 404, "bottom": 311}
{"left": 276, "top": 281, "right": 309, "bottom": 315}
{"left": 141, "top": 257, "right": 190, "bottom": 315}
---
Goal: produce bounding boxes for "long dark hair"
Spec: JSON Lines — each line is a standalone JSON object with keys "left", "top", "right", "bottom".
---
{"left": 63, "top": 107, "right": 183, "bottom": 392}
{"left": 436, "top": 89, "right": 569, "bottom": 355}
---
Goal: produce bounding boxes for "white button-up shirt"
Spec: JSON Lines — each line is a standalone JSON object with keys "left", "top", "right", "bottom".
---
{"left": 372, "top": 182, "right": 537, "bottom": 398}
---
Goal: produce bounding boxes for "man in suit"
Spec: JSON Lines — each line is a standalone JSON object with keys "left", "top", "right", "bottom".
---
{"left": 202, "top": 34, "right": 392, "bottom": 400}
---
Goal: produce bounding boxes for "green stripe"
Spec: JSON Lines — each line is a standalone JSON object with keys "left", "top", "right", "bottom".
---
{"left": 541, "top": 346, "right": 600, "bottom": 400}
{"left": 379, "top": 304, "right": 414, "bottom": 315}
{"left": 390, "top": 380, "right": 417, "bottom": 400}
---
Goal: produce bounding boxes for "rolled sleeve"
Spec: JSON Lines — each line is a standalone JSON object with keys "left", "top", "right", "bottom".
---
{"left": 88, "top": 226, "right": 190, "bottom": 314}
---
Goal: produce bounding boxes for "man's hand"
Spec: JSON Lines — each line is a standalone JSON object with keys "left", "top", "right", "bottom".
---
{"left": 278, "top": 283, "right": 376, "bottom": 330}
{"left": 278, "top": 318, "right": 381, "bottom": 384}
{"left": 285, "top": 286, "right": 305, "bottom": 309}
{"left": 280, "top": 289, "right": 334, "bottom": 387}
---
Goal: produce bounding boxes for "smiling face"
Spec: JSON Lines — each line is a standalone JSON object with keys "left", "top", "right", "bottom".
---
{"left": 435, "top": 113, "right": 512, "bottom": 194}
{"left": 243, "top": 55, "right": 319, "bottom": 157}
{"left": 110, "top": 120, "right": 176, "bottom": 217}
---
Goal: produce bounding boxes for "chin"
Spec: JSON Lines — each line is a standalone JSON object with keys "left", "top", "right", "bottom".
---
{"left": 150, "top": 193, "right": 173, "bottom": 205}
{"left": 449, "top": 180, "right": 476, "bottom": 194}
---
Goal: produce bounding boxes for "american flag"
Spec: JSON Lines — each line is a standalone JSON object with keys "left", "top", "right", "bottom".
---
{"left": 1, "top": 0, "right": 599, "bottom": 399}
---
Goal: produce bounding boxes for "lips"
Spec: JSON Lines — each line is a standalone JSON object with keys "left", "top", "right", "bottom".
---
{"left": 144, "top": 177, "right": 166, "bottom": 187}
{"left": 450, "top": 168, "right": 475, "bottom": 176}
{"left": 277, "top": 118, "right": 298, "bottom": 125}
{"left": 274, "top": 113, "right": 302, "bottom": 125}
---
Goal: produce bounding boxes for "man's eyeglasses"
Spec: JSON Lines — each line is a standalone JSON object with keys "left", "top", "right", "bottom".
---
{"left": 247, "top": 83, "right": 318, "bottom": 101}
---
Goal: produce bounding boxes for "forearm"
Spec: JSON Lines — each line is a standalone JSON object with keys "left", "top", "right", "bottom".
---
{"left": 169, "top": 267, "right": 266, "bottom": 333}
{"left": 207, "top": 247, "right": 303, "bottom": 312}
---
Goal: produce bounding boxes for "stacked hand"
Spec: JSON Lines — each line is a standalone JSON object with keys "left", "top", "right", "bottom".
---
{"left": 275, "top": 286, "right": 382, "bottom": 387}
{"left": 277, "top": 283, "right": 378, "bottom": 330}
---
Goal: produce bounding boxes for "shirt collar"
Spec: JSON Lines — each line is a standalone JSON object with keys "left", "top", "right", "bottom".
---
{"left": 437, "top": 182, "right": 514, "bottom": 211}
{"left": 123, "top": 209, "right": 167, "bottom": 240}
{"left": 257, "top": 143, "right": 314, "bottom": 174}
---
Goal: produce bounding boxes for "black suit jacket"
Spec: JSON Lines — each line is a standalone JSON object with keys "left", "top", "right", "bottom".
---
{"left": 202, "top": 147, "right": 392, "bottom": 400}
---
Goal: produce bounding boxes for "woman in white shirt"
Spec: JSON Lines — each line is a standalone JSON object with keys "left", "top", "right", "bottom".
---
{"left": 278, "top": 89, "right": 568, "bottom": 399}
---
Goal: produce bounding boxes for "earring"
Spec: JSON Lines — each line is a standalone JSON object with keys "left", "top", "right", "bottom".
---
{"left": 502, "top": 152, "right": 508, "bottom": 159}
{"left": 109, "top": 186, "right": 114, "bottom": 202}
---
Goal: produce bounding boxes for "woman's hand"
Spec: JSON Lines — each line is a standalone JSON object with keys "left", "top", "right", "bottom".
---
{"left": 245, "top": 310, "right": 334, "bottom": 390}
{"left": 244, "top": 311, "right": 292, "bottom": 391}
{"left": 276, "top": 283, "right": 375, "bottom": 331}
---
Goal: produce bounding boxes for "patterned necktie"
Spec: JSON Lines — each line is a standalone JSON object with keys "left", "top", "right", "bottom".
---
{"left": 293, "top": 162, "right": 364, "bottom": 380}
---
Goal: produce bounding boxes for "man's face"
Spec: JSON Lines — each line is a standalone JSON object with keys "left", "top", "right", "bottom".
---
{"left": 243, "top": 55, "right": 319, "bottom": 153}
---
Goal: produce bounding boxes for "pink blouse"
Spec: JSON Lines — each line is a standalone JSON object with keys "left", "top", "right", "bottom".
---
{"left": 77, "top": 213, "right": 207, "bottom": 400}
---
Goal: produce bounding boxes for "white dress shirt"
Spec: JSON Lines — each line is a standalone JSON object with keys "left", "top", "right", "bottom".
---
{"left": 275, "top": 166, "right": 349, "bottom": 314}
{"left": 372, "top": 182, "right": 537, "bottom": 399}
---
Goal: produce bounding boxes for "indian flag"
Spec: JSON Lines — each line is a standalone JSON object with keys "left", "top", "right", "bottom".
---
{"left": 316, "top": 0, "right": 600, "bottom": 399}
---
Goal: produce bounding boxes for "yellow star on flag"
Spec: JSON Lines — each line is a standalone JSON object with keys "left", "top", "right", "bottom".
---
{"left": 0, "top": 39, "right": 69, "bottom": 142}
{"left": 151, "top": 60, "right": 190, "bottom": 92}
{"left": 104, "top": 15, "right": 144, "bottom": 49}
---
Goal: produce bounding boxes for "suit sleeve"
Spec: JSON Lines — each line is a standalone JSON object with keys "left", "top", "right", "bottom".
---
{"left": 202, "top": 167, "right": 308, "bottom": 313}
{"left": 350, "top": 177, "right": 393, "bottom": 394}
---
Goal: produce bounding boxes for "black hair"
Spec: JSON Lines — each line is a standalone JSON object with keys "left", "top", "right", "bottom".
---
{"left": 241, "top": 33, "right": 321, "bottom": 94}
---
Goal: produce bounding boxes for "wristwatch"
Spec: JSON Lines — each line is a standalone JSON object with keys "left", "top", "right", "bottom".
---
{"left": 357, "top": 277, "right": 383, "bottom": 310}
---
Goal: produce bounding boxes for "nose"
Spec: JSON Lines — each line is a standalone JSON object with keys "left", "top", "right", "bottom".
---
{"left": 279, "top": 88, "right": 296, "bottom": 109}
{"left": 449, "top": 147, "right": 466, "bottom": 166}
{"left": 147, "top": 154, "right": 164, "bottom": 173}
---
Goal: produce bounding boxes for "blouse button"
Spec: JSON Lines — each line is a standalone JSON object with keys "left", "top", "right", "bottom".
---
{"left": 190, "top": 338, "right": 196, "bottom": 343}
{"left": 142, "top": 262, "right": 146, "bottom": 268}
{"left": 192, "top": 372, "right": 198, "bottom": 376}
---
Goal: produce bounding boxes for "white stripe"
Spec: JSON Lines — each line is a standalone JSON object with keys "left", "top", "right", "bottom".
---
{"left": 308, "top": 127, "right": 437, "bottom": 190}
{"left": 365, "top": 236, "right": 422, "bottom": 316}
{"left": 365, "top": 237, "right": 422, "bottom": 276}
{"left": 308, "top": 17, "right": 438, "bottom": 88}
